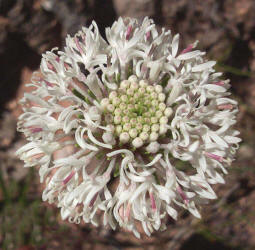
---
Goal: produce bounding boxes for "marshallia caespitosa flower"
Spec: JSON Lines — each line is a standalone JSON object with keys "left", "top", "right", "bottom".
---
{"left": 16, "top": 17, "right": 241, "bottom": 238}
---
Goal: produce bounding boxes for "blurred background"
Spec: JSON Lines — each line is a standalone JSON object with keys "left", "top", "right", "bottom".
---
{"left": 0, "top": 0, "right": 255, "bottom": 249}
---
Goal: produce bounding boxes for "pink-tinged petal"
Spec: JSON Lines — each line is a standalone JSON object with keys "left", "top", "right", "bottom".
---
{"left": 141, "top": 64, "right": 147, "bottom": 73}
{"left": 74, "top": 37, "right": 83, "bottom": 55}
{"left": 146, "top": 31, "right": 151, "bottom": 41}
{"left": 81, "top": 33, "right": 86, "bottom": 43}
{"left": 47, "top": 62, "right": 56, "bottom": 72}
{"left": 180, "top": 44, "right": 193, "bottom": 54}
{"left": 212, "top": 81, "right": 225, "bottom": 86}
{"left": 79, "top": 73, "right": 86, "bottom": 82}
{"left": 218, "top": 104, "right": 234, "bottom": 110}
{"left": 119, "top": 205, "right": 124, "bottom": 221}
{"left": 64, "top": 62, "right": 70, "bottom": 70}
{"left": 176, "top": 185, "right": 189, "bottom": 205}
{"left": 55, "top": 56, "right": 60, "bottom": 62}
{"left": 205, "top": 152, "right": 223, "bottom": 162}
{"left": 63, "top": 170, "right": 75, "bottom": 185}
{"left": 124, "top": 203, "right": 131, "bottom": 221}
{"left": 30, "top": 127, "right": 43, "bottom": 133}
{"left": 149, "top": 192, "right": 157, "bottom": 211}
{"left": 126, "top": 25, "right": 133, "bottom": 40}
{"left": 45, "top": 80, "right": 54, "bottom": 87}
{"left": 89, "top": 192, "right": 98, "bottom": 207}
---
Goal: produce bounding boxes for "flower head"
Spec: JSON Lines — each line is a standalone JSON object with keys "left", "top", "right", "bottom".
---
{"left": 17, "top": 17, "right": 241, "bottom": 238}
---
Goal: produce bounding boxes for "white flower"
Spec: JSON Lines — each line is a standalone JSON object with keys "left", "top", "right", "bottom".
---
{"left": 16, "top": 17, "right": 241, "bottom": 238}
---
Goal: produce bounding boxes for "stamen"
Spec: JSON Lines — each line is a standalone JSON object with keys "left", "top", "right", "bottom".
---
{"left": 126, "top": 25, "right": 133, "bottom": 40}
{"left": 146, "top": 31, "right": 151, "bottom": 41}
{"left": 205, "top": 152, "right": 223, "bottom": 162}
{"left": 89, "top": 192, "right": 98, "bottom": 207}
{"left": 47, "top": 62, "right": 56, "bottom": 72}
{"left": 63, "top": 170, "right": 75, "bottom": 185}
{"left": 212, "top": 81, "right": 225, "bottom": 86}
{"left": 149, "top": 192, "right": 157, "bottom": 211}
{"left": 124, "top": 203, "right": 131, "bottom": 221}
{"left": 74, "top": 37, "right": 84, "bottom": 55}
{"left": 30, "top": 127, "right": 43, "bottom": 133}
{"left": 176, "top": 185, "right": 189, "bottom": 205}
{"left": 180, "top": 44, "right": 193, "bottom": 54}
{"left": 218, "top": 104, "right": 233, "bottom": 110}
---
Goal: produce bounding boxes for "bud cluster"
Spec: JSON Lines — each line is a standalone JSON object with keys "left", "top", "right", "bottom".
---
{"left": 100, "top": 75, "right": 173, "bottom": 148}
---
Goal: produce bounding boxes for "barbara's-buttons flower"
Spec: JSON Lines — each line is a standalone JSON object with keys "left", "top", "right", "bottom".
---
{"left": 17, "top": 17, "right": 241, "bottom": 238}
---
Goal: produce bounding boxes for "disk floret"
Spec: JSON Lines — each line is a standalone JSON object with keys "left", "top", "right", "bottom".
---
{"left": 100, "top": 75, "right": 173, "bottom": 148}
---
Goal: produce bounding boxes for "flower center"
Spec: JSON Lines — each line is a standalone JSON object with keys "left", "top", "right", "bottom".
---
{"left": 101, "top": 75, "right": 172, "bottom": 148}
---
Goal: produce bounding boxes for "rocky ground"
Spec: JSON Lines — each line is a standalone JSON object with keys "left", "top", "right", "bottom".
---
{"left": 1, "top": 0, "right": 255, "bottom": 249}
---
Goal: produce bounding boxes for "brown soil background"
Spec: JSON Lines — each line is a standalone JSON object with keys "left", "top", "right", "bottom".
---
{"left": 1, "top": 0, "right": 255, "bottom": 249}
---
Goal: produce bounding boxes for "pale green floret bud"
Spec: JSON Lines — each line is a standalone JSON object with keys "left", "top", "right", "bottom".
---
{"left": 139, "top": 79, "right": 148, "bottom": 87}
{"left": 150, "top": 132, "right": 159, "bottom": 141}
{"left": 144, "top": 93, "right": 150, "bottom": 98}
{"left": 139, "top": 131, "right": 149, "bottom": 141}
{"left": 138, "top": 87, "right": 146, "bottom": 94}
{"left": 150, "top": 107, "right": 156, "bottom": 113}
{"left": 130, "top": 118, "right": 137, "bottom": 125}
{"left": 159, "top": 116, "right": 168, "bottom": 124}
{"left": 126, "top": 88, "right": 134, "bottom": 96}
{"left": 120, "top": 94, "right": 128, "bottom": 102}
{"left": 151, "top": 124, "right": 159, "bottom": 132}
{"left": 158, "top": 102, "right": 166, "bottom": 111}
{"left": 112, "top": 97, "right": 120, "bottom": 106}
{"left": 101, "top": 98, "right": 110, "bottom": 109}
{"left": 158, "top": 93, "right": 166, "bottom": 102}
{"left": 122, "top": 116, "right": 129, "bottom": 123}
{"left": 127, "top": 104, "right": 134, "bottom": 110}
{"left": 151, "top": 99, "right": 159, "bottom": 106}
{"left": 119, "top": 103, "right": 126, "bottom": 110}
{"left": 120, "top": 132, "right": 130, "bottom": 143}
{"left": 144, "top": 112, "right": 150, "bottom": 117}
{"left": 133, "top": 92, "right": 140, "bottom": 99}
{"left": 116, "top": 125, "right": 122, "bottom": 135}
{"left": 159, "top": 124, "right": 168, "bottom": 135}
{"left": 120, "top": 80, "right": 130, "bottom": 89}
{"left": 107, "top": 104, "right": 115, "bottom": 112}
{"left": 132, "top": 137, "right": 143, "bottom": 148}
{"left": 155, "top": 85, "right": 163, "bottom": 93}
{"left": 128, "top": 75, "right": 138, "bottom": 82}
{"left": 144, "top": 99, "right": 150, "bottom": 105}
{"left": 123, "top": 123, "right": 132, "bottom": 131}
{"left": 151, "top": 117, "right": 158, "bottom": 124}
{"left": 150, "top": 92, "right": 158, "bottom": 99}
{"left": 144, "top": 117, "right": 150, "bottom": 124}
{"left": 130, "top": 82, "right": 139, "bottom": 90}
{"left": 137, "top": 117, "right": 144, "bottom": 123}
{"left": 146, "top": 86, "right": 154, "bottom": 93}
{"left": 109, "top": 91, "right": 117, "bottom": 100}
{"left": 129, "top": 128, "right": 138, "bottom": 138}
{"left": 114, "top": 115, "right": 122, "bottom": 124}
{"left": 143, "top": 124, "right": 150, "bottom": 132}
{"left": 155, "top": 110, "right": 163, "bottom": 118}
{"left": 136, "top": 123, "right": 143, "bottom": 131}
{"left": 164, "top": 107, "right": 173, "bottom": 117}
{"left": 114, "top": 108, "right": 122, "bottom": 116}
{"left": 128, "top": 97, "right": 135, "bottom": 104}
